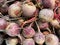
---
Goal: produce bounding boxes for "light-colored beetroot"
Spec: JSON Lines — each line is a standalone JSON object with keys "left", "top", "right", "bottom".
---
{"left": 34, "top": 21, "right": 45, "bottom": 45}
{"left": 8, "top": 1, "right": 22, "bottom": 17}
{"left": 50, "top": 19, "right": 60, "bottom": 28}
{"left": 22, "top": 2, "right": 36, "bottom": 17}
{"left": 45, "top": 34, "right": 59, "bottom": 45}
{"left": 34, "top": 32, "right": 45, "bottom": 45}
{"left": 39, "top": 9, "right": 54, "bottom": 22}
{"left": 0, "top": 18, "right": 7, "bottom": 30}
{"left": 22, "top": 38, "right": 35, "bottom": 45}
{"left": 22, "top": 23, "right": 35, "bottom": 38}
{"left": 6, "top": 38, "right": 18, "bottom": 45}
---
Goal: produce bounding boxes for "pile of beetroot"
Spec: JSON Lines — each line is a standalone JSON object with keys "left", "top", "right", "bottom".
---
{"left": 0, "top": 0, "right": 60, "bottom": 45}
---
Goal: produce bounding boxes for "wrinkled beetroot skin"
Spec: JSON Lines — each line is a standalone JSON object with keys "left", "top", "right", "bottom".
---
{"left": 6, "top": 23, "right": 20, "bottom": 36}
{"left": 0, "top": 18, "right": 7, "bottom": 30}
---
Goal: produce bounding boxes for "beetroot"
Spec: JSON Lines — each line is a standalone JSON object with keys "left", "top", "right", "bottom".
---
{"left": 6, "top": 23, "right": 20, "bottom": 36}
{"left": 0, "top": 18, "right": 7, "bottom": 30}
{"left": 42, "top": 0, "right": 55, "bottom": 9}
{"left": 50, "top": 19, "right": 60, "bottom": 28}
{"left": 34, "top": 21, "right": 45, "bottom": 45}
{"left": 22, "top": 23, "right": 35, "bottom": 38}
{"left": 6, "top": 22, "right": 22, "bottom": 44}
{"left": 8, "top": 1, "right": 22, "bottom": 17}
{"left": 39, "top": 9, "right": 54, "bottom": 22}
{"left": 6, "top": 38, "right": 18, "bottom": 45}
{"left": 45, "top": 34, "right": 59, "bottom": 45}
{"left": 22, "top": 1, "right": 36, "bottom": 17}
{"left": 22, "top": 38, "right": 35, "bottom": 45}
{"left": 38, "top": 22, "right": 51, "bottom": 33}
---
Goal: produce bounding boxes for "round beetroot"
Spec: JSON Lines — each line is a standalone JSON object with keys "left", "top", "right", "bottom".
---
{"left": 6, "top": 38, "right": 18, "bottom": 45}
{"left": 6, "top": 22, "right": 23, "bottom": 44}
{"left": 50, "top": 19, "right": 60, "bottom": 28}
{"left": 39, "top": 9, "right": 54, "bottom": 22}
{"left": 22, "top": 2, "right": 36, "bottom": 17}
{"left": 6, "top": 22, "right": 20, "bottom": 36}
{"left": 22, "top": 23, "right": 35, "bottom": 38}
{"left": 42, "top": 0, "right": 55, "bottom": 9}
{"left": 45, "top": 34, "right": 59, "bottom": 45}
{"left": 34, "top": 21, "right": 45, "bottom": 45}
{"left": 34, "top": 32, "right": 45, "bottom": 45}
{"left": 8, "top": 1, "right": 22, "bottom": 17}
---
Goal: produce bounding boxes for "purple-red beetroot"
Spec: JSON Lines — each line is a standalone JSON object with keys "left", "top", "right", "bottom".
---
{"left": 6, "top": 23, "right": 20, "bottom": 36}
{"left": 0, "top": 18, "right": 7, "bottom": 30}
{"left": 22, "top": 38, "right": 35, "bottom": 45}
{"left": 22, "top": 2, "right": 36, "bottom": 17}
{"left": 22, "top": 23, "right": 35, "bottom": 38}
{"left": 6, "top": 23, "right": 22, "bottom": 44}
{"left": 45, "top": 34, "right": 59, "bottom": 45}
{"left": 34, "top": 21, "right": 45, "bottom": 45}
